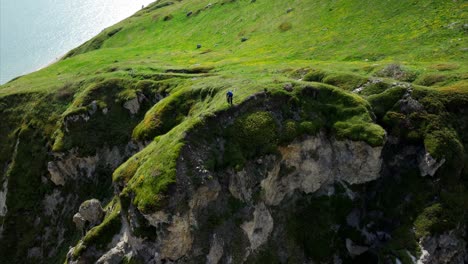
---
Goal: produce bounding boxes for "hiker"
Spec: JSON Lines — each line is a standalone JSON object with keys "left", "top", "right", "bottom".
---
{"left": 226, "top": 90, "right": 233, "bottom": 105}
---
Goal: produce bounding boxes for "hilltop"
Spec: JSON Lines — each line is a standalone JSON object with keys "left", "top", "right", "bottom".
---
{"left": 0, "top": 0, "right": 467, "bottom": 263}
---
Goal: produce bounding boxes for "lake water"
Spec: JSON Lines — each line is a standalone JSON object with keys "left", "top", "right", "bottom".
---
{"left": 0, "top": 0, "right": 155, "bottom": 84}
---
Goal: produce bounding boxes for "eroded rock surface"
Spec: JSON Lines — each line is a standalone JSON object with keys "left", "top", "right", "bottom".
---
{"left": 418, "top": 229, "right": 467, "bottom": 264}
{"left": 78, "top": 199, "right": 105, "bottom": 227}
{"left": 262, "top": 133, "right": 383, "bottom": 205}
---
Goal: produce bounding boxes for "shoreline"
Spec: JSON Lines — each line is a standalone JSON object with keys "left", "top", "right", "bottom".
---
{"left": 0, "top": 0, "right": 155, "bottom": 85}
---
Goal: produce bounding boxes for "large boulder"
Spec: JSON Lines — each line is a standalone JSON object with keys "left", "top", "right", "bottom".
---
{"left": 78, "top": 199, "right": 105, "bottom": 227}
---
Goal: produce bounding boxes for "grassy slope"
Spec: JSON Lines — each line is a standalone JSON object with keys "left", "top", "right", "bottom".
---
{"left": 1, "top": 0, "right": 466, "bottom": 95}
{"left": 0, "top": 0, "right": 467, "bottom": 262}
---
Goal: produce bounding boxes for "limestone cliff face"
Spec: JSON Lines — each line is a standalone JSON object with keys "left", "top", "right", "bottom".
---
{"left": 66, "top": 129, "right": 467, "bottom": 264}
{"left": 66, "top": 130, "right": 387, "bottom": 263}
{"left": 261, "top": 133, "right": 383, "bottom": 206}
{"left": 1, "top": 83, "right": 466, "bottom": 264}
{"left": 62, "top": 89, "right": 466, "bottom": 264}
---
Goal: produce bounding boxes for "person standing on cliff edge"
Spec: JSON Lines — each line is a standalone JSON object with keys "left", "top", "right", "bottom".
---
{"left": 226, "top": 90, "right": 233, "bottom": 106}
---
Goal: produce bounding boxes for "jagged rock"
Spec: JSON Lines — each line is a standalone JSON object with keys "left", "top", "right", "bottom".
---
{"left": 417, "top": 229, "right": 467, "bottom": 264}
{"left": 397, "top": 96, "right": 424, "bottom": 114}
{"left": 78, "top": 199, "right": 105, "bottom": 226}
{"left": 47, "top": 144, "right": 141, "bottom": 185}
{"left": 161, "top": 214, "right": 193, "bottom": 260}
{"left": 418, "top": 151, "right": 445, "bottom": 177}
{"left": 261, "top": 133, "right": 383, "bottom": 205}
{"left": 207, "top": 234, "right": 224, "bottom": 264}
{"left": 241, "top": 203, "right": 274, "bottom": 250}
{"left": 346, "top": 209, "right": 360, "bottom": 228}
{"left": 73, "top": 213, "right": 86, "bottom": 231}
{"left": 124, "top": 93, "right": 147, "bottom": 115}
{"left": 346, "top": 238, "right": 368, "bottom": 256}
{"left": 27, "top": 247, "right": 42, "bottom": 259}
{"left": 43, "top": 189, "right": 64, "bottom": 216}
{"left": 189, "top": 180, "right": 221, "bottom": 210}
{"left": 89, "top": 100, "right": 98, "bottom": 115}
{"left": 47, "top": 162, "right": 66, "bottom": 186}
{"left": 142, "top": 210, "right": 170, "bottom": 227}
{"left": 96, "top": 238, "right": 129, "bottom": 264}
{"left": 123, "top": 98, "right": 140, "bottom": 115}
{"left": 0, "top": 177, "right": 9, "bottom": 217}
{"left": 229, "top": 169, "right": 253, "bottom": 202}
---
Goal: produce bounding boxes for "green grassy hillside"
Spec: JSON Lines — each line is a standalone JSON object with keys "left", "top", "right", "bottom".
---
{"left": 0, "top": 0, "right": 467, "bottom": 263}
{"left": 1, "top": 0, "right": 466, "bottom": 95}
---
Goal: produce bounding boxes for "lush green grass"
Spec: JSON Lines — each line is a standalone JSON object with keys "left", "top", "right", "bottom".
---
{"left": 1, "top": 0, "right": 466, "bottom": 96}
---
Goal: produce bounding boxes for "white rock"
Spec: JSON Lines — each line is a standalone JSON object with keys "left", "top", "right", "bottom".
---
{"left": 207, "top": 234, "right": 224, "bottom": 264}
{"left": 418, "top": 151, "right": 445, "bottom": 177}
{"left": 73, "top": 213, "right": 86, "bottom": 230}
{"left": 124, "top": 97, "right": 140, "bottom": 115}
{"left": 346, "top": 238, "right": 368, "bottom": 256}
{"left": 0, "top": 177, "right": 9, "bottom": 216}
{"left": 161, "top": 214, "right": 193, "bottom": 260}
{"left": 241, "top": 202, "right": 274, "bottom": 251}
{"left": 261, "top": 133, "right": 383, "bottom": 206}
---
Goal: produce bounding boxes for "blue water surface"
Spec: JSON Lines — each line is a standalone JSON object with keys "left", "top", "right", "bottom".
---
{"left": 0, "top": 0, "right": 155, "bottom": 84}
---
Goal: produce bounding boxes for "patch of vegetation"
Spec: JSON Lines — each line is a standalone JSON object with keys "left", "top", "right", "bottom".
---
{"left": 278, "top": 22, "right": 292, "bottom": 32}
{"left": 303, "top": 69, "right": 327, "bottom": 82}
{"left": 52, "top": 78, "right": 152, "bottom": 155}
{"left": 415, "top": 74, "right": 447, "bottom": 86}
{"left": 287, "top": 194, "right": 354, "bottom": 262}
{"left": 368, "top": 86, "right": 407, "bottom": 119}
{"left": 224, "top": 111, "right": 279, "bottom": 169}
{"left": 333, "top": 121, "right": 386, "bottom": 147}
{"left": 281, "top": 119, "right": 299, "bottom": 143}
{"left": 322, "top": 73, "right": 368, "bottom": 91}
{"left": 64, "top": 27, "right": 123, "bottom": 59}
{"left": 299, "top": 121, "right": 321, "bottom": 135}
{"left": 360, "top": 80, "right": 391, "bottom": 96}
{"left": 132, "top": 89, "right": 197, "bottom": 141}
{"left": 375, "top": 64, "right": 418, "bottom": 82}
{"left": 414, "top": 203, "right": 444, "bottom": 239}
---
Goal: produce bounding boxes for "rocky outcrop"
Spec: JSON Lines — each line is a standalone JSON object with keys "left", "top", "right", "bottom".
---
{"left": 418, "top": 229, "right": 467, "bottom": 264}
{"left": 76, "top": 199, "right": 105, "bottom": 227}
{"left": 123, "top": 93, "right": 147, "bottom": 115}
{"left": 346, "top": 238, "right": 369, "bottom": 256}
{"left": 47, "top": 142, "right": 143, "bottom": 186}
{"left": 262, "top": 133, "right": 383, "bottom": 205}
{"left": 0, "top": 139, "right": 19, "bottom": 220}
{"left": 418, "top": 151, "right": 446, "bottom": 177}
{"left": 0, "top": 177, "right": 8, "bottom": 217}
{"left": 207, "top": 234, "right": 224, "bottom": 264}
{"left": 241, "top": 202, "right": 274, "bottom": 251}
{"left": 161, "top": 214, "right": 193, "bottom": 260}
{"left": 96, "top": 233, "right": 130, "bottom": 264}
